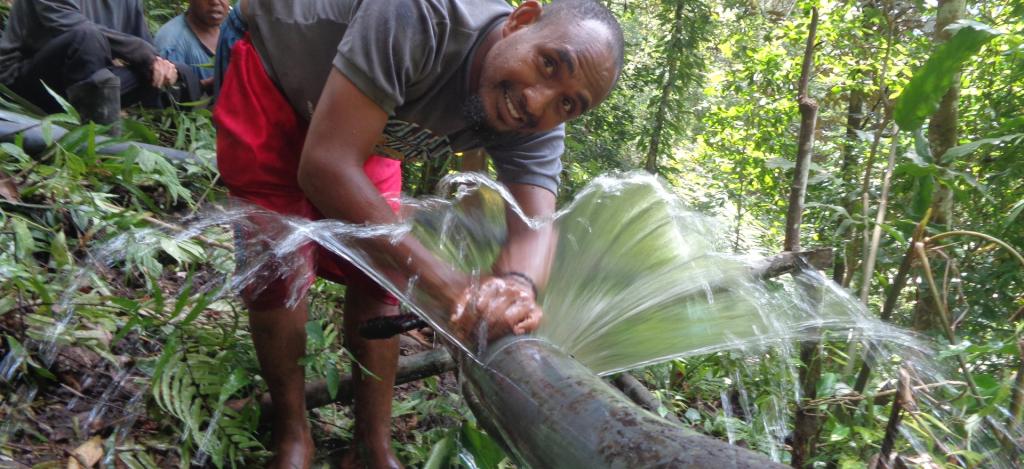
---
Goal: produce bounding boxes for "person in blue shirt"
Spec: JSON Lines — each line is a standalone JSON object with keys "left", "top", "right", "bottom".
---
{"left": 154, "top": 0, "right": 227, "bottom": 93}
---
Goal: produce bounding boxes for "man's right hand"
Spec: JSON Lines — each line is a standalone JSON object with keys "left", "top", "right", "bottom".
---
{"left": 450, "top": 276, "right": 543, "bottom": 343}
{"left": 150, "top": 57, "right": 179, "bottom": 88}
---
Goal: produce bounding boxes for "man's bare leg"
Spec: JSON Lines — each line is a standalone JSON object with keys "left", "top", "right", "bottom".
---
{"left": 340, "top": 287, "right": 403, "bottom": 469}
{"left": 249, "top": 297, "right": 315, "bottom": 469}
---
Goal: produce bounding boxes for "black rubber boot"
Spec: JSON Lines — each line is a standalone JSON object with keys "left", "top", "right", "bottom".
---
{"left": 66, "top": 68, "right": 121, "bottom": 129}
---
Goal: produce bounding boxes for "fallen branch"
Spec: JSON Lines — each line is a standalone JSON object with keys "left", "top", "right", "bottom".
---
{"left": 1010, "top": 340, "right": 1024, "bottom": 424}
{"left": 227, "top": 347, "right": 456, "bottom": 415}
{"left": 751, "top": 248, "right": 833, "bottom": 279}
{"left": 141, "top": 214, "right": 234, "bottom": 251}
{"left": 807, "top": 380, "right": 966, "bottom": 407}
{"left": 610, "top": 372, "right": 682, "bottom": 425}
{"left": 877, "top": 368, "right": 914, "bottom": 468}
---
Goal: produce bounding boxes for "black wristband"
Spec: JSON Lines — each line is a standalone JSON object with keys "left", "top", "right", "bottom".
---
{"left": 503, "top": 271, "right": 539, "bottom": 299}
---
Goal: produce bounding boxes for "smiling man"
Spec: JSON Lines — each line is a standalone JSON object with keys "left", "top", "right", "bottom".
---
{"left": 212, "top": 0, "right": 622, "bottom": 467}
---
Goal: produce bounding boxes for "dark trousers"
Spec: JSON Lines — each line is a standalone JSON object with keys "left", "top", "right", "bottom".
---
{"left": 9, "top": 24, "right": 160, "bottom": 113}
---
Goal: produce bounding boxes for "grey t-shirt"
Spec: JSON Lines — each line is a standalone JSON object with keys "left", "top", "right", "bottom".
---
{"left": 245, "top": 0, "right": 564, "bottom": 194}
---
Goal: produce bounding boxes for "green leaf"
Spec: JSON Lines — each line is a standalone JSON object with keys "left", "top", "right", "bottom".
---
{"left": 940, "top": 134, "right": 1023, "bottom": 164}
{"left": 879, "top": 223, "right": 908, "bottom": 245}
{"left": 326, "top": 362, "right": 340, "bottom": 400}
{"left": 112, "top": 315, "right": 141, "bottom": 345}
{"left": 12, "top": 217, "right": 35, "bottom": 260}
{"left": 6, "top": 335, "right": 27, "bottom": 359}
{"left": 911, "top": 175, "right": 935, "bottom": 217}
{"left": 171, "top": 271, "right": 195, "bottom": 317}
{"left": 942, "top": 168, "right": 989, "bottom": 198}
{"left": 49, "top": 231, "right": 71, "bottom": 268}
{"left": 839, "top": 456, "right": 869, "bottom": 469}
{"left": 829, "top": 424, "right": 851, "bottom": 442}
{"left": 1, "top": 142, "right": 31, "bottom": 163}
{"left": 973, "top": 374, "right": 999, "bottom": 395}
{"left": 305, "top": 320, "right": 325, "bottom": 344}
{"left": 893, "top": 21, "right": 1001, "bottom": 130}
{"left": 1005, "top": 199, "right": 1024, "bottom": 229}
{"left": 938, "top": 341, "right": 972, "bottom": 359}
{"left": 179, "top": 290, "right": 214, "bottom": 328}
{"left": 895, "top": 162, "right": 937, "bottom": 177}
{"left": 765, "top": 157, "right": 794, "bottom": 169}
{"left": 121, "top": 118, "right": 159, "bottom": 144}
{"left": 916, "top": 409, "right": 955, "bottom": 435}
{"left": 424, "top": 435, "right": 456, "bottom": 469}
{"left": 42, "top": 83, "right": 79, "bottom": 122}
{"left": 912, "top": 128, "right": 932, "bottom": 163}
{"left": 0, "top": 82, "right": 47, "bottom": 116}
{"left": 818, "top": 372, "right": 839, "bottom": 397}
{"left": 459, "top": 423, "right": 506, "bottom": 469}
{"left": 217, "top": 368, "right": 251, "bottom": 405}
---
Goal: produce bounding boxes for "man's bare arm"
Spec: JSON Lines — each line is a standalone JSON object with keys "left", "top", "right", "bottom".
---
{"left": 299, "top": 69, "right": 547, "bottom": 340}
{"left": 493, "top": 183, "right": 557, "bottom": 290}
{"left": 299, "top": 68, "right": 468, "bottom": 307}
{"left": 450, "top": 183, "right": 555, "bottom": 339}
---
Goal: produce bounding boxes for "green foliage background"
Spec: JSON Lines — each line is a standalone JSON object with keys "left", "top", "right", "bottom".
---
{"left": 2, "top": 0, "right": 1023, "bottom": 467}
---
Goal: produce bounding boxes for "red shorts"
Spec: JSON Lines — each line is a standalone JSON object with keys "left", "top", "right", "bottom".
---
{"left": 213, "top": 35, "right": 399, "bottom": 306}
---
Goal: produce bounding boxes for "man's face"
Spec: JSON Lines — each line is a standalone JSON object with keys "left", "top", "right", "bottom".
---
{"left": 190, "top": 0, "right": 229, "bottom": 28}
{"left": 475, "top": 17, "right": 617, "bottom": 135}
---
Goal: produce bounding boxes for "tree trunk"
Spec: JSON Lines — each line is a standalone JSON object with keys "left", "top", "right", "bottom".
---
{"left": 643, "top": 0, "right": 685, "bottom": 174}
{"left": 912, "top": 0, "right": 965, "bottom": 333}
{"left": 832, "top": 90, "right": 865, "bottom": 286}
{"left": 786, "top": 8, "right": 822, "bottom": 468}
{"left": 782, "top": 8, "right": 820, "bottom": 253}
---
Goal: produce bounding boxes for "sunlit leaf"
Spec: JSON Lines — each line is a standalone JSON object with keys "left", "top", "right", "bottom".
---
{"left": 940, "top": 133, "right": 1023, "bottom": 164}
{"left": 1005, "top": 199, "right": 1024, "bottom": 229}
{"left": 894, "top": 21, "right": 1001, "bottom": 130}
{"left": 829, "top": 425, "right": 851, "bottom": 442}
{"left": 217, "top": 368, "right": 251, "bottom": 405}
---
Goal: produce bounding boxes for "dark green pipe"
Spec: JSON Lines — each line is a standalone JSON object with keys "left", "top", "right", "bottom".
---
{"left": 461, "top": 336, "right": 787, "bottom": 468}
{"left": 0, "top": 110, "right": 198, "bottom": 163}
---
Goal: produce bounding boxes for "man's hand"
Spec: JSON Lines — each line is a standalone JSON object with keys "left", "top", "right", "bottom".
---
{"left": 450, "top": 276, "right": 543, "bottom": 343}
{"left": 150, "top": 57, "right": 179, "bottom": 88}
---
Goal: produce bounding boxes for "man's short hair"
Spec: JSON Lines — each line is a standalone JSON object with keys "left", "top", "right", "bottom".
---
{"left": 538, "top": 0, "right": 625, "bottom": 76}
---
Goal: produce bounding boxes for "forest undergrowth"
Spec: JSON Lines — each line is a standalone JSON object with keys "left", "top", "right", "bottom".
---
{"left": 2, "top": 0, "right": 1024, "bottom": 467}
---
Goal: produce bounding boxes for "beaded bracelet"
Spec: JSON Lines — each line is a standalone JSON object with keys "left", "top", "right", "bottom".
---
{"left": 503, "top": 271, "right": 539, "bottom": 299}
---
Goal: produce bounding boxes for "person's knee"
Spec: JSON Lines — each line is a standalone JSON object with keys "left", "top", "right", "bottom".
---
{"left": 344, "top": 285, "right": 400, "bottom": 323}
{"left": 241, "top": 282, "right": 299, "bottom": 312}
{"left": 61, "top": 24, "right": 110, "bottom": 59}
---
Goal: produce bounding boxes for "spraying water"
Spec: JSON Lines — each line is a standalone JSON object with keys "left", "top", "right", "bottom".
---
{"left": 2, "top": 171, "right": 1021, "bottom": 466}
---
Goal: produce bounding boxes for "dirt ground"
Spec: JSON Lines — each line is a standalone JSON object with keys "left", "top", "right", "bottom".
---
{"left": 0, "top": 322, "right": 458, "bottom": 469}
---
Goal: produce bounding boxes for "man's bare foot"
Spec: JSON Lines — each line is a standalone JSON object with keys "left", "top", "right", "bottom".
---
{"left": 339, "top": 445, "right": 403, "bottom": 469}
{"left": 267, "top": 428, "right": 314, "bottom": 469}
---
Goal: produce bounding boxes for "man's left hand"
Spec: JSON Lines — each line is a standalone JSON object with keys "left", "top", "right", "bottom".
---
{"left": 450, "top": 276, "right": 543, "bottom": 343}
{"left": 150, "top": 57, "right": 179, "bottom": 88}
